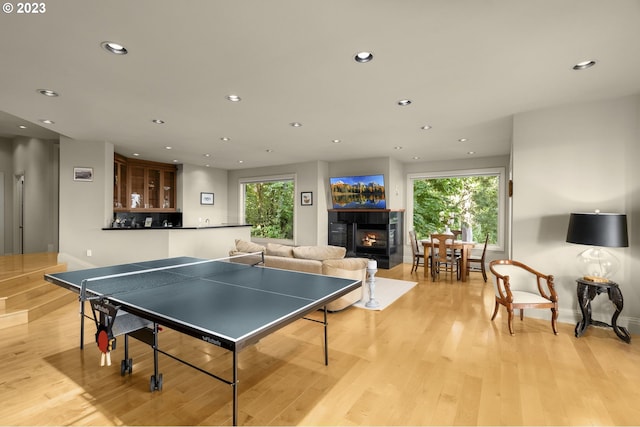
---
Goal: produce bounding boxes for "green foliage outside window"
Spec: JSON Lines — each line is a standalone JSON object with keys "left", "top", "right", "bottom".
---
{"left": 413, "top": 175, "right": 499, "bottom": 244}
{"left": 244, "top": 180, "right": 294, "bottom": 239}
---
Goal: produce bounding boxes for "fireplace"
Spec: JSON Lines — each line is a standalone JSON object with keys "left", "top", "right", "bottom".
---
{"left": 328, "top": 209, "right": 403, "bottom": 269}
{"left": 356, "top": 228, "right": 388, "bottom": 250}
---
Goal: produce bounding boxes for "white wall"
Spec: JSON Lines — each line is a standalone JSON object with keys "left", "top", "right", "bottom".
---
{"left": 512, "top": 95, "right": 639, "bottom": 332}
{"left": 58, "top": 137, "right": 113, "bottom": 267}
{"left": 179, "top": 163, "right": 229, "bottom": 226}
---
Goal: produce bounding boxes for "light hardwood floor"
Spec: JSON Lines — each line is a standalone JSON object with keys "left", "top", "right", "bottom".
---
{"left": 2, "top": 254, "right": 640, "bottom": 426}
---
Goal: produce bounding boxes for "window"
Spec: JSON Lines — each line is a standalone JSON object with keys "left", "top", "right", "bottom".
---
{"left": 240, "top": 175, "right": 295, "bottom": 243}
{"left": 408, "top": 168, "right": 505, "bottom": 249}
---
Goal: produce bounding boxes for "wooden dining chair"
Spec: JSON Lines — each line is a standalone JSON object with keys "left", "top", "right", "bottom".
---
{"left": 467, "top": 233, "right": 489, "bottom": 282}
{"left": 429, "top": 233, "right": 460, "bottom": 281}
{"left": 489, "top": 259, "right": 558, "bottom": 336}
{"left": 408, "top": 230, "right": 426, "bottom": 273}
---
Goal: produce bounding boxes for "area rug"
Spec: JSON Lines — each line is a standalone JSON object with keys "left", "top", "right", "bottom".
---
{"left": 353, "top": 278, "right": 417, "bottom": 311}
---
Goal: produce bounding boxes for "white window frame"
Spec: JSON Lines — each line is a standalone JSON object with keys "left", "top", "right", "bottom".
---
{"left": 239, "top": 173, "right": 297, "bottom": 245}
{"left": 406, "top": 167, "right": 506, "bottom": 251}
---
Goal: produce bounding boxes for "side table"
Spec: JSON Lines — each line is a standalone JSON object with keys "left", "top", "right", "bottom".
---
{"left": 575, "top": 278, "right": 631, "bottom": 343}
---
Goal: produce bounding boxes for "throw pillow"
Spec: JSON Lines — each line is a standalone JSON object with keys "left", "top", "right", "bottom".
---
{"left": 235, "top": 239, "right": 266, "bottom": 253}
{"left": 293, "top": 245, "right": 346, "bottom": 261}
{"left": 266, "top": 243, "right": 294, "bottom": 258}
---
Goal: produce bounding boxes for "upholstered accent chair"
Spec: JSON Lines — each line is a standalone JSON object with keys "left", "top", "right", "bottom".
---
{"left": 489, "top": 259, "right": 558, "bottom": 336}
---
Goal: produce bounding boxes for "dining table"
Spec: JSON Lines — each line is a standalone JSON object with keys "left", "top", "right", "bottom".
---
{"left": 421, "top": 239, "right": 477, "bottom": 281}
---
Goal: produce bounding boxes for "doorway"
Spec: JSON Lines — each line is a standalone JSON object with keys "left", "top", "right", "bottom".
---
{"left": 15, "top": 173, "right": 24, "bottom": 254}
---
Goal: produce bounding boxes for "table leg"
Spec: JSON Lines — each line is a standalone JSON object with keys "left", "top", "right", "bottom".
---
{"left": 460, "top": 248, "right": 468, "bottom": 282}
{"left": 323, "top": 306, "right": 329, "bottom": 365}
{"left": 608, "top": 286, "right": 631, "bottom": 343}
{"left": 423, "top": 245, "right": 429, "bottom": 278}
{"left": 232, "top": 350, "right": 238, "bottom": 426}
{"left": 575, "top": 281, "right": 591, "bottom": 338}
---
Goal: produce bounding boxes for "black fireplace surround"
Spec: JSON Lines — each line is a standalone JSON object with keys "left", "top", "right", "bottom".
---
{"left": 328, "top": 209, "right": 404, "bottom": 269}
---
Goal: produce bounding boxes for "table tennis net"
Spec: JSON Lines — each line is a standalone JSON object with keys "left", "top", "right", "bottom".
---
{"left": 80, "top": 252, "right": 265, "bottom": 298}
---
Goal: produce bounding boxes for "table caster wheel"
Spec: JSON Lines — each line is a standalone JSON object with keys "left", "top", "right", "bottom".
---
{"left": 150, "top": 373, "right": 163, "bottom": 391}
{"left": 120, "top": 358, "right": 133, "bottom": 376}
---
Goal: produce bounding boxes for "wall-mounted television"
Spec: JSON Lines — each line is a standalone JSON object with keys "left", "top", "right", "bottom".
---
{"left": 329, "top": 174, "right": 386, "bottom": 209}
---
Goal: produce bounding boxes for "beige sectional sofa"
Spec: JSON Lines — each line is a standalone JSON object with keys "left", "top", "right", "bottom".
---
{"left": 229, "top": 239, "right": 368, "bottom": 311}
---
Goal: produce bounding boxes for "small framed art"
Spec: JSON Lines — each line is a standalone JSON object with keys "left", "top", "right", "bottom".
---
{"left": 301, "top": 191, "right": 313, "bottom": 206}
{"left": 200, "top": 192, "right": 214, "bottom": 205}
{"left": 73, "top": 167, "right": 93, "bottom": 182}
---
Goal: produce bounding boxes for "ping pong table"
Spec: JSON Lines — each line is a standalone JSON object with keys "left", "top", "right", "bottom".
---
{"left": 44, "top": 254, "right": 362, "bottom": 425}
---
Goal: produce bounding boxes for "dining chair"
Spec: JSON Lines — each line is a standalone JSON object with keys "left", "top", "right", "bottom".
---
{"left": 429, "top": 233, "right": 460, "bottom": 281}
{"left": 408, "top": 230, "right": 426, "bottom": 274}
{"left": 450, "top": 229, "right": 462, "bottom": 257}
{"left": 467, "top": 233, "right": 489, "bottom": 282}
{"left": 489, "top": 259, "right": 558, "bottom": 336}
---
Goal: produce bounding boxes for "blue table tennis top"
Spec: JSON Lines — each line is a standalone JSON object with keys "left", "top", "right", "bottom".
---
{"left": 45, "top": 257, "right": 361, "bottom": 350}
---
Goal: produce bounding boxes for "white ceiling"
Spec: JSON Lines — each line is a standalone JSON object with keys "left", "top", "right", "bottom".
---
{"left": 1, "top": 0, "right": 639, "bottom": 170}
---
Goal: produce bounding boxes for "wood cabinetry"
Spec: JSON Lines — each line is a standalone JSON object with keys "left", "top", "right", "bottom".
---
{"left": 114, "top": 154, "right": 177, "bottom": 212}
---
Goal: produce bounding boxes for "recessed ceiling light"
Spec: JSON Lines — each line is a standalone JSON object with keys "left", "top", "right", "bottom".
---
{"left": 152, "top": 119, "right": 165, "bottom": 124}
{"left": 205, "top": 164, "right": 211, "bottom": 168}
{"left": 458, "top": 138, "right": 468, "bottom": 142}
{"left": 331, "top": 139, "right": 341, "bottom": 143}
{"left": 354, "top": 51, "right": 373, "bottom": 63}
{"left": 18, "top": 125, "right": 27, "bottom": 129}
{"left": 412, "top": 156, "right": 421, "bottom": 160}
{"left": 101, "top": 41, "right": 128, "bottom": 55}
{"left": 165, "top": 146, "right": 172, "bottom": 150}
{"left": 467, "top": 151, "right": 476, "bottom": 155}
{"left": 226, "top": 95, "right": 241, "bottom": 102}
{"left": 394, "top": 146, "right": 403, "bottom": 150}
{"left": 266, "top": 149, "right": 274, "bottom": 153}
{"left": 238, "top": 160, "right": 244, "bottom": 164}
{"left": 421, "top": 125, "right": 432, "bottom": 130}
{"left": 132, "top": 153, "right": 140, "bottom": 157}
{"left": 172, "top": 159, "right": 179, "bottom": 163}
{"left": 221, "top": 137, "right": 230, "bottom": 142}
{"left": 37, "top": 89, "right": 59, "bottom": 97}
{"left": 39, "top": 119, "right": 54, "bottom": 124}
{"left": 398, "top": 99, "right": 412, "bottom": 106}
{"left": 290, "top": 122, "right": 302, "bottom": 127}
{"left": 203, "top": 153, "right": 211, "bottom": 157}
{"left": 573, "top": 60, "right": 596, "bottom": 70}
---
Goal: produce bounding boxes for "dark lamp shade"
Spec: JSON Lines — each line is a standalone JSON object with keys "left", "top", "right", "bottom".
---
{"left": 566, "top": 213, "right": 629, "bottom": 247}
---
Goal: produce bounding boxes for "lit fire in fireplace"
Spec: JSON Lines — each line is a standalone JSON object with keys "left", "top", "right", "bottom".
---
{"left": 362, "top": 233, "right": 377, "bottom": 246}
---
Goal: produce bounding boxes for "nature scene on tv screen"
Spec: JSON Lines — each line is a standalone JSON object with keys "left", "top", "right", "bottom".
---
{"left": 330, "top": 174, "right": 386, "bottom": 209}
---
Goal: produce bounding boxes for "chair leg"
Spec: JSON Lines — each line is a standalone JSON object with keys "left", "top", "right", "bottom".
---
{"left": 507, "top": 308, "right": 515, "bottom": 335}
{"left": 551, "top": 307, "right": 558, "bottom": 335}
{"left": 481, "top": 263, "right": 487, "bottom": 282}
{"left": 490, "top": 300, "right": 500, "bottom": 320}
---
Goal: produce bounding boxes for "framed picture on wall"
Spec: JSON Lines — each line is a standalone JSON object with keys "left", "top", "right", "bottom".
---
{"left": 73, "top": 167, "right": 93, "bottom": 182}
{"left": 200, "top": 192, "right": 214, "bottom": 205}
{"left": 301, "top": 191, "right": 313, "bottom": 206}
